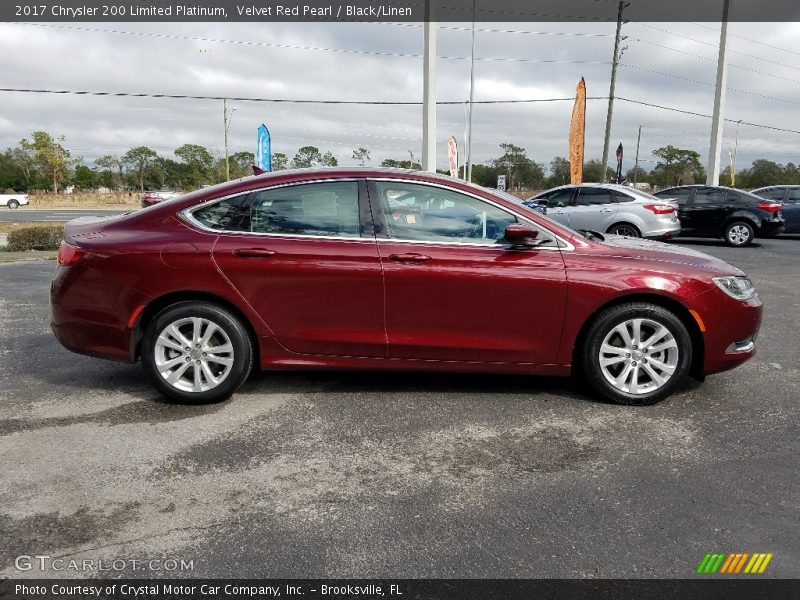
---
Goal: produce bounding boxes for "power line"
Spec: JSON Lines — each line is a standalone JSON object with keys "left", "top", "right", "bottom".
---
{"left": 631, "top": 22, "right": 800, "bottom": 73}
{"left": 620, "top": 63, "right": 800, "bottom": 107}
{"left": 0, "top": 87, "right": 609, "bottom": 105}
{"left": 626, "top": 1, "right": 800, "bottom": 58}
{"left": 628, "top": 37, "right": 800, "bottom": 86}
{"left": 11, "top": 22, "right": 610, "bottom": 65}
{"left": 616, "top": 97, "right": 800, "bottom": 136}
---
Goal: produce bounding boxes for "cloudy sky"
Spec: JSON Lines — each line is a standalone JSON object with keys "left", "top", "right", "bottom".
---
{"left": 1, "top": 12, "right": 799, "bottom": 175}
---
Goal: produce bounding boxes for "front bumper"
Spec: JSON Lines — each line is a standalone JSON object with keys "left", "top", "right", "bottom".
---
{"left": 691, "top": 289, "right": 763, "bottom": 376}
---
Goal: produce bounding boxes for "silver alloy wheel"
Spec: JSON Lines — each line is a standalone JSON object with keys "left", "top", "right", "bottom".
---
{"left": 598, "top": 318, "right": 679, "bottom": 395}
{"left": 610, "top": 225, "right": 639, "bottom": 237}
{"left": 728, "top": 224, "right": 751, "bottom": 245}
{"left": 154, "top": 317, "right": 234, "bottom": 393}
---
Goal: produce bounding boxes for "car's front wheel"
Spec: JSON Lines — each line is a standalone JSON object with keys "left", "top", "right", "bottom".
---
{"left": 142, "top": 302, "right": 254, "bottom": 404}
{"left": 725, "top": 221, "right": 754, "bottom": 247}
{"left": 580, "top": 303, "right": 692, "bottom": 405}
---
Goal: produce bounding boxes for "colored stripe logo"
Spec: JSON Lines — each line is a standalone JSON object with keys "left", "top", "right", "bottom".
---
{"left": 696, "top": 552, "right": 773, "bottom": 574}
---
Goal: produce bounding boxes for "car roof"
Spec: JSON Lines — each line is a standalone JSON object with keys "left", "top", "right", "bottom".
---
{"left": 752, "top": 185, "right": 800, "bottom": 191}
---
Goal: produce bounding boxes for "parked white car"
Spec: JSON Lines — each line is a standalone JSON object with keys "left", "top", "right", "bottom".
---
{"left": 1, "top": 194, "right": 29, "bottom": 209}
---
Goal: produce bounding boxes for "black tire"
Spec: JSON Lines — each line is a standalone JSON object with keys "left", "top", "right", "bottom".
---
{"left": 607, "top": 223, "right": 641, "bottom": 237}
{"left": 7, "top": 199, "right": 19, "bottom": 210}
{"left": 724, "top": 220, "right": 754, "bottom": 247}
{"left": 141, "top": 301, "right": 254, "bottom": 404}
{"left": 580, "top": 302, "right": 692, "bottom": 406}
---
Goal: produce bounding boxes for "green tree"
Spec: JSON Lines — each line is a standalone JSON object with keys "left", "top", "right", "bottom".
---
{"left": 122, "top": 146, "right": 158, "bottom": 192}
{"left": 95, "top": 155, "right": 123, "bottom": 190}
{"left": 72, "top": 165, "right": 96, "bottom": 190}
{"left": 20, "top": 131, "right": 71, "bottom": 193}
{"left": 381, "top": 158, "right": 421, "bottom": 169}
{"left": 292, "top": 146, "right": 322, "bottom": 168}
{"left": 491, "top": 143, "right": 543, "bottom": 191}
{"left": 352, "top": 147, "right": 371, "bottom": 166}
{"left": 650, "top": 145, "right": 705, "bottom": 187}
{"left": 745, "top": 159, "right": 784, "bottom": 189}
{"left": 582, "top": 159, "right": 615, "bottom": 183}
{"left": 320, "top": 151, "right": 338, "bottom": 167}
{"left": 468, "top": 163, "right": 500, "bottom": 188}
{"left": 625, "top": 166, "right": 650, "bottom": 185}
{"left": 546, "top": 156, "right": 571, "bottom": 187}
{"left": 174, "top": 144, "right": 214, "bottom": 187}
{"left": 272, "top": 152, "right": 288, "bottom": 171}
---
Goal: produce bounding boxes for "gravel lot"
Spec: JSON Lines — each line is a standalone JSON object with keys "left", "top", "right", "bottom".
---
{"left": 0, "top": 237, "right": 798, "bottom": 579}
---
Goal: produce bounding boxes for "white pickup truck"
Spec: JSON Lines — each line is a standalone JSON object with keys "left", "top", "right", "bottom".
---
{"left": 0, "top": 193, "right": 29, "bottom": 209}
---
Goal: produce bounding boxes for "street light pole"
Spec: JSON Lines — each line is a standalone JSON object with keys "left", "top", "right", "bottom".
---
{"left": 465, "top": 0, "right": 477, "bottom": 182}
{"left": 601, "top": 1, "right": 627, "bottom": 179}
{"left": 706, "top": 0, "right": 731, "bottom": 185}
{"left": 421, "top": 0, "right": 437, "bottom": 172}
{"left": 633, "top": 125, "right": 642, "bottom": 185}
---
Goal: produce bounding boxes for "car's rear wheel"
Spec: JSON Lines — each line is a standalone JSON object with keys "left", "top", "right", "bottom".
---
{"left": 142, "top": 302, "right": 253, "bottom": 404}
{"left": 607, "top": 223, "right": 641, "bottom": 237}
{"left": 580, "top": 303, "right": 692, "bottom": 405}
{"left": 7, "top": 199, "right": 19, "bottom": 209}
{"left": 725, "top": 221, "right": 754, "bottom": 247}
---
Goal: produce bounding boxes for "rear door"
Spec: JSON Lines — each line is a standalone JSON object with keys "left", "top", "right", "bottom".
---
{"left": 203, "top": 179, "right": 387, "bottom": 358}
{"left": 679, "top": 187, "right": 725, "bottom": 235}
{"left": 782, "top": 188, "right": 800, "bottom": 233}
{"left": 569, "top": 187, "right": 619, "bottom": 232}
{"left": 368, "top": 179, "right": 568, "bottom": 364}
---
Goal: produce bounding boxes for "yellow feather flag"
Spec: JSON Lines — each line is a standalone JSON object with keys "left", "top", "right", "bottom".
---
{"left": 569, "top": 78, "right": 587, "bottom": 184}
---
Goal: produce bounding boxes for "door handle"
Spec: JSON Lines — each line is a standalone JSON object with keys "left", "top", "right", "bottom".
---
{"left": 233, "top": 248, "right": 277, "bottom": 258}
{"left": 600, "top": 208, "right": 614, "bottom": 212}
{"left": 388, "top": 253, "right": 432, "bottom": 264}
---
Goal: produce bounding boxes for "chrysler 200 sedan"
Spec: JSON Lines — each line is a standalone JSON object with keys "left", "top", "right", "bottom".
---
{"left": 51, "top": 168, "right": 762, "bottom": 406}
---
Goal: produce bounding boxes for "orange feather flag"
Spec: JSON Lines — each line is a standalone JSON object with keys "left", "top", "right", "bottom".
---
{"left": 569, "top": 78, "right": 586, "bottom": 184}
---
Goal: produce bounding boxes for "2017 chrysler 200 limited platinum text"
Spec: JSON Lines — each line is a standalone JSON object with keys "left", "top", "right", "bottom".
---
{"left": 50, "top": 168, "right": 762, "bottom": 406}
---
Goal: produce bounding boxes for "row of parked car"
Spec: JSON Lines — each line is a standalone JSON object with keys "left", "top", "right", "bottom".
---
{"left": 520, "top": 184, "right": 799, "bottom": 247}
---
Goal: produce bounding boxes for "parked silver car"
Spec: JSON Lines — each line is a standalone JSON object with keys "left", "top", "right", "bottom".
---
{"left": 523, "top": 184, "right": 680, "bottom": 240}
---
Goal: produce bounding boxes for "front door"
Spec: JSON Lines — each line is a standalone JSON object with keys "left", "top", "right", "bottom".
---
{"left": 203, "top": 179, "right": 386, "bottom": 357}
{"left": 368, "top": 179, "right": 568, "bottom": 364}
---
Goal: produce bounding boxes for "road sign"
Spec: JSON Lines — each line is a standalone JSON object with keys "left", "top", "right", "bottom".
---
{"left": 497, "top": 175, "right": 507, "bottom": 191}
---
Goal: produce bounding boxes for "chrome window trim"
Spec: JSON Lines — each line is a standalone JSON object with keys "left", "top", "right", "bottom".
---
{"left": 179, "top": 176, "right": 574, "bottom": 251}
{"left": 369, "top": 177, "right": 574, "bottom": 251}
{"left": 179, "top": 178, "right": 365, "bottom": 241}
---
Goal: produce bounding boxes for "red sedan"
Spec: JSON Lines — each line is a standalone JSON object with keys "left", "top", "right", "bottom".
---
{"left": 51, "top": 168, "right": 762, "bottom": 405}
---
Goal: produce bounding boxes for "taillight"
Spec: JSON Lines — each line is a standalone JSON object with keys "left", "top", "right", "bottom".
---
{"left": 58, "top": 241, "right": 85, "bottom": 266}
{"left": 643, "top": 204, "right": 676, "bottom": 215}
{"left": 756, "top": 201, "right": 782, "bottom": 213}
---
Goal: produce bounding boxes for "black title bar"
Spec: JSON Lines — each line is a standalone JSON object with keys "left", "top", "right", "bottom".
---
{"left": 3, "top": 0, "right": 800, "bottom": 22}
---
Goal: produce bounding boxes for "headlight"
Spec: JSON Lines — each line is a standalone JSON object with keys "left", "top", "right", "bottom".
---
{"left": 713, "top": 276, "right": 755, "bottom": 300}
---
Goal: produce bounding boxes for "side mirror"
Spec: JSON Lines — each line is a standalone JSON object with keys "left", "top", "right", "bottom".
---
{"left": 504, "top": 224, "right": 540, "bottom": 248}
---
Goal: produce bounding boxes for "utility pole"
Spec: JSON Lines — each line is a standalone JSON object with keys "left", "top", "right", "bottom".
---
{"left": 223, "top": 99, "right": 236, "bottom": 181}
{"left": 421, "top": 0, "right": 437, "bottom": 172}
{"left": 465, "top": 0, "right": 477, "bottom": 182}
{"left": 633, "top": 125, "right": 642, "bottom": 185}
{"left": 601, "top": 1, "right": 627, "bottom": 180}
{"left": 706, "top": 0, "right": 730, "bottom": 185}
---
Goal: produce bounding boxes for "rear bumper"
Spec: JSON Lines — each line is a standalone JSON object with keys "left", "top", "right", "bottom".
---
{"left": 758, "top": 222, "right": 785, "bottom": 238}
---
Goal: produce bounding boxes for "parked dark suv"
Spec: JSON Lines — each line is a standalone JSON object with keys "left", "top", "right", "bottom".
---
{"left": 654, "top": 185, "right": 784, "bottom": 247}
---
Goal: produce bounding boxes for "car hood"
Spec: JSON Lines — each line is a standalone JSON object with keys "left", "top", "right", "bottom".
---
{"left": 590, "top": 234, "right": 744, "bottom": 276}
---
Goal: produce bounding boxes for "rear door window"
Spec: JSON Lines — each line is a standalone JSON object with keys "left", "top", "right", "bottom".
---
{"left": 576, "top": 188, "right": 615, "bottom": 206}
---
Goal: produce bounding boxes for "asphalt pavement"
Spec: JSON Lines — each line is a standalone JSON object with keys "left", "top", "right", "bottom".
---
{"left": 0, "top": 238, "right": 797, "bottom": 579}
